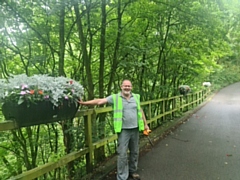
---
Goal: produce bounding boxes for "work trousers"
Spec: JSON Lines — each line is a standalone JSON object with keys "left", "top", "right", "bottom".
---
{"left": 116, "top": 128, "right": 139, "bottom": 180}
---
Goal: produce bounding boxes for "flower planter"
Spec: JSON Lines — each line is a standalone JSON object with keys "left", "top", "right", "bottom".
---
{"left": 0, "top": 74, "right": 83, "bottom": 127}
{"left": 2, "top": 101, "right": 79, "bottom": 127}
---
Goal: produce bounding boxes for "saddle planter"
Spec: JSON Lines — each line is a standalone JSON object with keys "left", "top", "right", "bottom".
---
{"left": 2, "top": 101, "right": 79, "bottom": 127}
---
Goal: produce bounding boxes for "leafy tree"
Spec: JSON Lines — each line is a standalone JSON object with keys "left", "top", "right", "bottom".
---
{"left": 1, "top": 0, "right": 240, "bottom": 179}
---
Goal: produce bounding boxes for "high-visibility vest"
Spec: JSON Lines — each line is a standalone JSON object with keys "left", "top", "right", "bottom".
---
{"left": 112, "top": 93, "right": 145, "bottom": 133}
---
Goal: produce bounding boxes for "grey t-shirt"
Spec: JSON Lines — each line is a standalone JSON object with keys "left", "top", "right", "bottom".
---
{"left": 106, "top": 93, "right": 138, "bottom": 129}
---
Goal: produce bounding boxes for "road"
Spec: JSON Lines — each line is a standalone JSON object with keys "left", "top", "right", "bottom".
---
{"left": 137, "top": 82, "right": 240, "bottom": 180}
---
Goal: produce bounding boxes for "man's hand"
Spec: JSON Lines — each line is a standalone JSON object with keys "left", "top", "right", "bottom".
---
{"left": 144, "top": 124, "right": 150, "bottom": 130}
{"left": 78, "top": 99, "right": 85, "bottom": 105}
{"left": 143, "top": 129, "right": 151, "bottom": 136}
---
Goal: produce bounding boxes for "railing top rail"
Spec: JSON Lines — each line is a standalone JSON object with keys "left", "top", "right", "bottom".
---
{"left": 0, "top": 91, "right": 208, "bottom": 132}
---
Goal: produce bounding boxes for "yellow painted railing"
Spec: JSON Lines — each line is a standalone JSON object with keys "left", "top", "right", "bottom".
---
{"left": 0, "top": 90, "right": 211, "bottom": 180}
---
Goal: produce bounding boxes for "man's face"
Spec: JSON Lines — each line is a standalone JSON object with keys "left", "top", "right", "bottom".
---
{"left": 121, "top": 80, "right": 132, "bottom": 96}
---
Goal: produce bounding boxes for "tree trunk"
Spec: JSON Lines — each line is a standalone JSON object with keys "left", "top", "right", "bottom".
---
{"left": 94, "top": 0, "right": 107, "bottom": 163}
{"left": 72, "top": 0, "right": 94, "bottom": 100}
{"left": 59, "top": 0, "right": 66, "bottom": 77}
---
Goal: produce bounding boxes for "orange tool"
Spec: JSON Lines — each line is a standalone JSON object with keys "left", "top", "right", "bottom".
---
{"left": 143, "top": 129, "right": 154, "bottom": 147}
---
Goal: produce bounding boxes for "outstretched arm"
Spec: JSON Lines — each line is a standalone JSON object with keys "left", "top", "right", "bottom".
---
{"left": 79, "top": 98, "right": 108, "bottom": 106}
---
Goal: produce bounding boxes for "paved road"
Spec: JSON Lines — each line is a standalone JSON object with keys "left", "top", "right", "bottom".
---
{"left": 137, "top": 82, "right": 240, "bottom": 180}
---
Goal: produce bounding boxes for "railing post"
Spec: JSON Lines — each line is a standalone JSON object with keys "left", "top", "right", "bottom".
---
{"left": 162, "top": 100, "right": 165, "bottom": 122}
{"left": 84, "top": 110, "right": 94, "bottom": 173}
{"left": 148, "top": 103, "right": 152, "bottom": 127}
{"left": 202, "top": 90, "right": 204, "bottom": 102}
{"left": 191, "top": 94, "right": 194, "bottom": 109}
{"left": 195, "top": 93, "right": 198, "bottom": 106}
{"left": 168, "top": 99, "right": 172, "bottom": 119}
{"left": 200, "top": 91, "right": 202, "bottom": 104}
{"left": 180, "top": 96, "right": 183, "bottom": 112}
{"left": 148, "top": 103, "right": 152, "bottom": 119}
{"left": 172, "top": 98, "right": 176, "bottom": 118}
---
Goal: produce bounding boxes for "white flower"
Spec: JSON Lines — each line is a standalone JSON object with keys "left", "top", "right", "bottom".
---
{"left": 0, "top": 74, "right": 84, "bottom": 107}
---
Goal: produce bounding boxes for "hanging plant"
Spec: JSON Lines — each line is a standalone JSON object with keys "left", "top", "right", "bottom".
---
{"left": 0, "top": 74, "right": 84, "bottom": 127}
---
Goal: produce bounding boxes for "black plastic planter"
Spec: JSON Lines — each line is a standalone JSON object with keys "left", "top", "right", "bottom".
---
{"left": 2, "top": 100, "right": 79, "bottom": 127}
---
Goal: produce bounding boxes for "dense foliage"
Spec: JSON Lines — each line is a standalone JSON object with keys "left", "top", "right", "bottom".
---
{"left": 1, "top": 0, "right": 240, "bottom": 179}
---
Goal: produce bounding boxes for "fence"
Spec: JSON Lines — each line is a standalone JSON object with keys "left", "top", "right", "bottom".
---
{"left": 0, "top": 89, "right": 211, "bottom": 180}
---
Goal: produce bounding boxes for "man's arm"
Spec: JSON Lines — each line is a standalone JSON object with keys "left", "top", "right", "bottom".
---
{"left": 79, "top": 98, "right": 108, "bottom": 106}
{"left": 141, "top": 108, "right": 149, "bottom": 130}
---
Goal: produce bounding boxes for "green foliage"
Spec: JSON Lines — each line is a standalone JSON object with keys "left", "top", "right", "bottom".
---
{"left": 1, "top": 0, "right": 240, "bottom": 179}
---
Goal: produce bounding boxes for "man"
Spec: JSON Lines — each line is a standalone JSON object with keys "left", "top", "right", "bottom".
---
{"left": 79, "top": 80, "right": 149, "bottom": 180}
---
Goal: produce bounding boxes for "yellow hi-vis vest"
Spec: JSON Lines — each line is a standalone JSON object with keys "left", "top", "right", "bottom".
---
{"left": 112, "top": 93, "right": 145, "bottom": 133}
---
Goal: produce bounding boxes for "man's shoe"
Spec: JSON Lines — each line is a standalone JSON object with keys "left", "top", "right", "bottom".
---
{"left": 129, "top": 173, "right": 140, "bottom": 180}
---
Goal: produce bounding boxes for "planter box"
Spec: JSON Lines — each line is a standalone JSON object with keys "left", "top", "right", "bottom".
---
{"left": 2, "top": 101, "right": 79, "bottom": 127}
